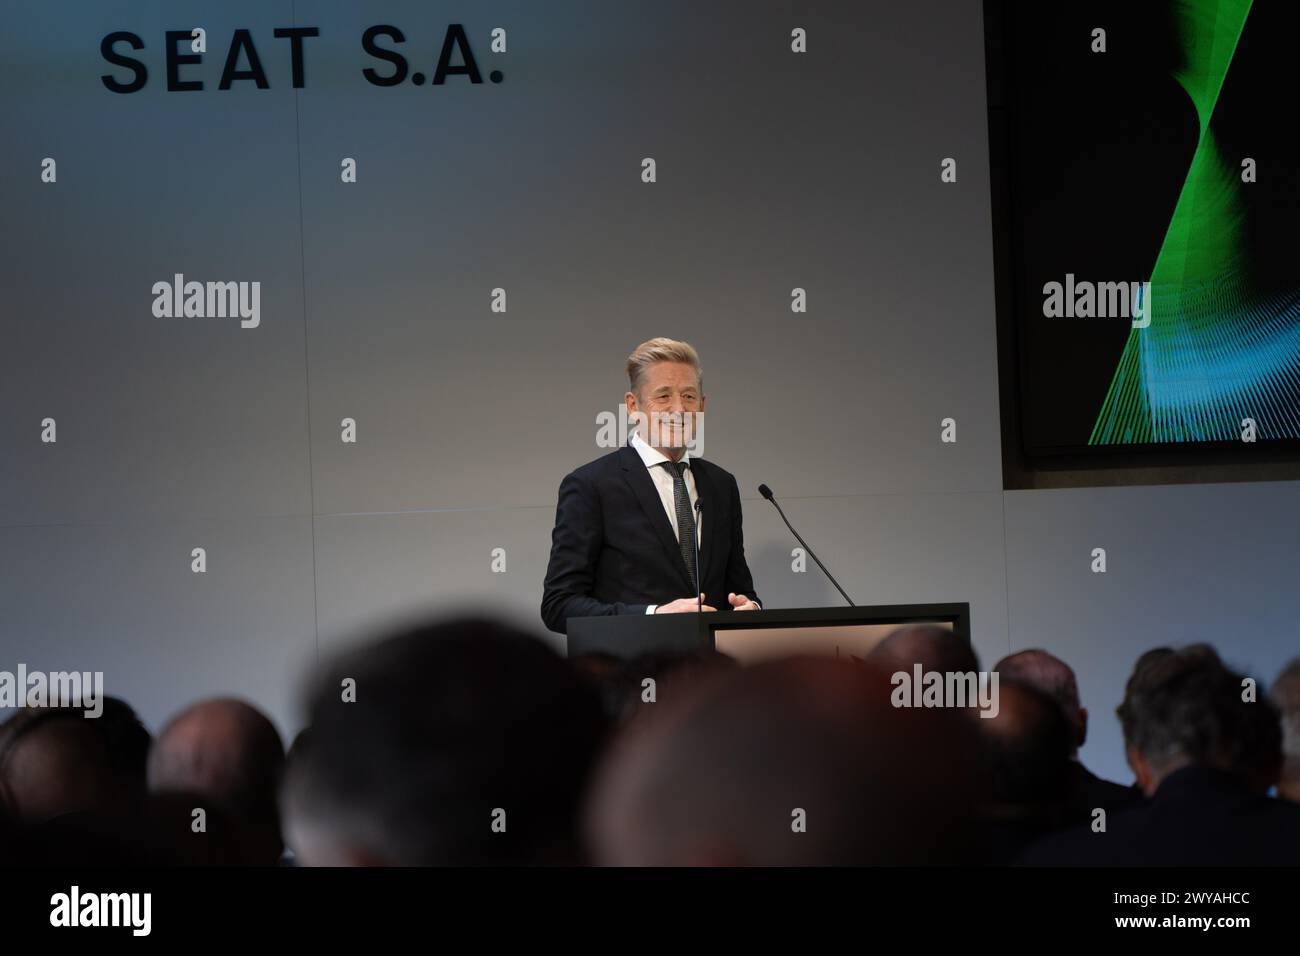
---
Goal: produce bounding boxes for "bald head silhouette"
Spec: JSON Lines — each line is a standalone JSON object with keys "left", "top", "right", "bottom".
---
{"left": 994, "top": 649, "right": 1086, "bottom": 756}
{"left": 148, "top": 698, "right": 285, "bottom": 863}
{"left": 0, "top": 711, "right": 119, "bottom": 823}
{"left": 871, "top": 623, "right": 979, "bottom": 675}
{"left": 585, "top": 656, "right": 984, "bottom": 865}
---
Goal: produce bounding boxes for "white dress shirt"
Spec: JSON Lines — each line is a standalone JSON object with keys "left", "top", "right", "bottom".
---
{"left": 629, "top": 428, "right": 701, "bottom": 545}
{"left": 629, "top": 431, "right": 757, "bottom": 614}
{"left": 630, "top": 430, "right": 698, "bottom": 616}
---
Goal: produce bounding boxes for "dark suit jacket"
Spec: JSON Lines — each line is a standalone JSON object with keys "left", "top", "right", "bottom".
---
{"left": 1016, "top": 766, "right": 1300, "bottom": 866}
{"left": 1066, "top": 761, "right": 1144, "bottom": 819}
{"left": 983, "top": 762, "right": 1144, "bottom": 865}
{"left": 541, "top": 442, "right": 760, "bottom": 634}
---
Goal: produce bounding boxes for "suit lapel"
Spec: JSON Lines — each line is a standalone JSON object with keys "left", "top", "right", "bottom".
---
{"left": 619, "top": 444, "right": 695, "bottom": 592}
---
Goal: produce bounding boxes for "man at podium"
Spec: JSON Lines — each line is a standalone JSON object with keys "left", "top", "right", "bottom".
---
{"left": 541, "top": 337, "right": 761, "bottom": 634}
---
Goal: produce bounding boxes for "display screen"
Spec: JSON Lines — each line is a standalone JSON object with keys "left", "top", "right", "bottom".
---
{"left": 993, "top": 0, "right": 1300, "bottom": 456}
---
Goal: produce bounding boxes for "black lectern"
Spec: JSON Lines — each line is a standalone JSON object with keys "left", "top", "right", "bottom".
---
{"left": 565, "top": 603, "right": 970, "bottom": 661}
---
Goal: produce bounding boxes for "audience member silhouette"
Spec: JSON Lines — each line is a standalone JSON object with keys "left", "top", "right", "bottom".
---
{"left": 0, "top": 697, "right": 148, "bottom": 824}
{"left": 280, "top": 616, "right": 609, "bottom": 865}
{"left": 149, "top": 698, "right": 286, "bottom": 865}
{"left": 871, "top": 623, "right": 980, "bottom": 676}
{"left": 995, "top": 649, "right": 1141, "bottom": 818}
{"left": 1269, "top": 658, "right": 1300, "bottom": 804}
{"left": 978, "top": 679, "right": 1075, "bottom": 863}
{"left": 585, "top": 655, "right": 986, "bottom": 865}
{"left": 1020, "top": 645, "right": 1300, "bottom": 865}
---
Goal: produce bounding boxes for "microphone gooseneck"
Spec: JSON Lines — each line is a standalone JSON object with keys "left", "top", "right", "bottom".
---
{"left": 758, "top": 483, "right": 856, "bottom": 606}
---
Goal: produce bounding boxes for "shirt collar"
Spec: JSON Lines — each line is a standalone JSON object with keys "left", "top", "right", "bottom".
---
{"left": 629, "top": 427, "right": 691, "bottom": 470}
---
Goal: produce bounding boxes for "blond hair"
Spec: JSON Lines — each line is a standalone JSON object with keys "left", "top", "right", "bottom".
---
{"left": 626, "top": 337, "right": 703, "bottom": 397}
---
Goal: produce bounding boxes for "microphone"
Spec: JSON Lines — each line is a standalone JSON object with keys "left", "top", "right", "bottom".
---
{"left": 757, "top": 483, "right": 856, "bottom": 606}
{"left": 693, "top": 496, "right": 704, "bottom": 614}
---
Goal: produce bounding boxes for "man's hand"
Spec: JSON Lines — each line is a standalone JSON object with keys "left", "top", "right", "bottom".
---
{"left": 728, "top": 592, "right": 760, "bottom": 611}
{"left": 654, "top": 594, "right": 717, "bottom": 613}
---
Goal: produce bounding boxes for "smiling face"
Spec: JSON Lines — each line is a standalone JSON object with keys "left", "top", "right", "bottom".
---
{"left": 625, "top": 360, "right": 705, "bottom": 457}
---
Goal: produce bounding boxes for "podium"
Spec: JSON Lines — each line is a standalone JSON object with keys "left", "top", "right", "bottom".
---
{"left": 565, "top": 603, "right": 970, "bottom": 662}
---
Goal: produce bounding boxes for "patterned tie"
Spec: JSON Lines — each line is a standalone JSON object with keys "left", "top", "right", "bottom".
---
{"left": 660, "top": 460, "right": 698, "bottom": 593}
